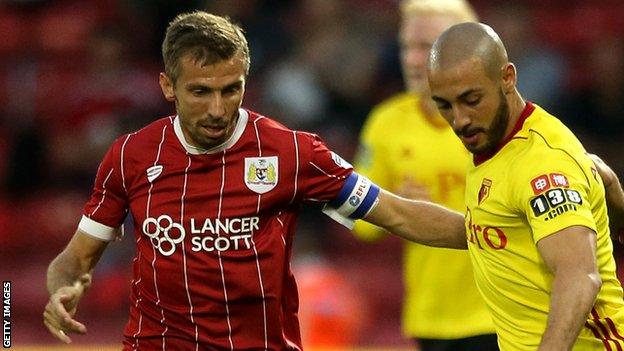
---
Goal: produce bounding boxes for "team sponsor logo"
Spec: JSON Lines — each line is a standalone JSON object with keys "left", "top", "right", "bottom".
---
{"left": 330, "top": 151, "right": 352, "bottom": 169}
{"left": 146, "top": 165, "right": 163, "bottom": 182}
{"left": 245, "top": 156, "right": 278, "bottom": 194}
{"left": 142, "top": 215, "right": 186, "bottom": 256}
{"left": 465, "top": 208, "right": 508, "bottom": 250}
{"left": 478, "top": 178, "right": 492, "bottom": 204}
{"left": 142, "top": 215, "right": 259, "bottom": 256}
{"left": 530, "top": 173, "right": 569, "bottom": 195}
{"left": 530, "top": 187, "right": 582, "bottom": 220}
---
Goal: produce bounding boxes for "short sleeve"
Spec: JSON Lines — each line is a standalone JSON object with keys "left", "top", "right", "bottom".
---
{"left": 512, "top": 150, "right": 597, "bottom": 243}
{"left": 79, "top": 137, "right": 129, "bottom": 241}
{"left": 300, "top": 133, "right": 353, "bottom": 201}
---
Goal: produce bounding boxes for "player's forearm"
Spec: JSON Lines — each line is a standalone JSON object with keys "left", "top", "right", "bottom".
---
{"left": 46, "top": 250, "right": 93, "bottom": 295}
{"left": 538, "top": 270, "right": 601, "bottom": 351}
{"left": 365, "top": 190, "right": 467, "bottom": 249}
{"left": 605, "top": 173, "right": 624, "bottom": 234}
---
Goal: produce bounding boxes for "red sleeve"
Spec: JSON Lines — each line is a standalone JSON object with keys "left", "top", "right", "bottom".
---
{"left": 299, "top": 133, "right": 353, "bottom": 202}
{"left": 80, "top": 136, "right": 129, "bottom": 239}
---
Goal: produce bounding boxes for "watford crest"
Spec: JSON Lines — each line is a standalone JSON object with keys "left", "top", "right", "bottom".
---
{"left": 478, "top": 178, "right": 492, "bottom": 205}
{"left": 244, "top": 156, "right": 278, "bottom": 194}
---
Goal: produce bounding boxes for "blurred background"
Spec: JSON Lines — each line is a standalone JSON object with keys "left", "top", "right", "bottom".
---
{"left": 0, "top": 0, "right": 623, "bottom": 349}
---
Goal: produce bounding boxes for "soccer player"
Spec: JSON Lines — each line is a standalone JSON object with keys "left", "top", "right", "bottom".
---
{"left": 42, "top": 11, "right": 468, "bottom": 350}
{"left": 353, "top": 1, "right": 498, "bottom": 350}
{"left": 426, "top": 22, "right": 624, "bottom": 350}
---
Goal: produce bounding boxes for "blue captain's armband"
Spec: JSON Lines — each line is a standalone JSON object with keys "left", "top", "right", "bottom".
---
{"left": 322, "top": 172, "right": 380, "bottom": 229}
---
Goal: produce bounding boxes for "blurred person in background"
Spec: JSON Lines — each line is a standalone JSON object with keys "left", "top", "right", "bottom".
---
{"left": 353, "top": 1, "right": 498, "bottom": 350}
{"left": 42, "top": 11, "right": 475, "bottom": 350}
{"left": 427, "top": 22, "right": 624, "bottom": 350}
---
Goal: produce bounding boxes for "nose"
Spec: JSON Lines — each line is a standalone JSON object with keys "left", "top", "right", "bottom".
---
{"left": 451, "top": 106, "right": 471, "bottom": 132}
{"left": 208, "top": 93, "right": 226, "bottom": 117}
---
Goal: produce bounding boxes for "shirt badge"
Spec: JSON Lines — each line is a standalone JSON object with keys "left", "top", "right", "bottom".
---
{"left": 478, "top": 178, "right": 492, "bottom": 204}
{"left": 245, "top": 156, "right": 278, "bottom": 194}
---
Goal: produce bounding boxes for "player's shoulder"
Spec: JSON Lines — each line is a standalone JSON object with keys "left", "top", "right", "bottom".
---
{"left": 516, "top": 104, "right": 585, "bottom": 160}
{"left": 509, "top": 104, "right": 591, "bottom": 182}
{"left": 110, "top": 115, "right": 175, "bottom": 152}
{"left": 367, "top": 92, "right": 416, "bottom": 122}
{"left": 246, "top": 109, "right": 294, "bottom": 134}
{"left": 246, "top": 109, "right": 322, "bottom": 142}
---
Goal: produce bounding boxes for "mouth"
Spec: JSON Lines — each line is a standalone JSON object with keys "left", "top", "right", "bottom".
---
{"left": 199, "top": 124, "right": 227, "bottom": 139}
{"left": 459, "top": 130, "right": 482, "bottom": 146}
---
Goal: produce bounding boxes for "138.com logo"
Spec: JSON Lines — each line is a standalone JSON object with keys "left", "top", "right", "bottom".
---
{"left": 142, "top": 215, "right": 186, "bottom": 256}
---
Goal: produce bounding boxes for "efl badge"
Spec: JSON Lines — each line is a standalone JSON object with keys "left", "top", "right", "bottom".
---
{"left": 245, "top": 156, "right": 278, "bottom": 194}
{"left": 478, "top": 178, "right": 492, "bottom": 205}
{"left": 591, "top": 167, "right": 598, "bottom": 181}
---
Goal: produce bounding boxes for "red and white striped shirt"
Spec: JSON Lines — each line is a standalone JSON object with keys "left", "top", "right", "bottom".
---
{"left": 80, "top": 109, "right": 354, "bottom": 350}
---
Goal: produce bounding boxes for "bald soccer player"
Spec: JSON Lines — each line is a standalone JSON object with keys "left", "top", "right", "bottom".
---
{"left": 353, "top": 1, "right": 497, "bottom": 350}
{"left": 426, "top": 22, "right": 624, "bottom": 350}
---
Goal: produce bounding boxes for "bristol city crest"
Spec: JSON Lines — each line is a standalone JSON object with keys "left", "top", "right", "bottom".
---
{"left": 244, "top": 156, "right": 278, "bottom": 194}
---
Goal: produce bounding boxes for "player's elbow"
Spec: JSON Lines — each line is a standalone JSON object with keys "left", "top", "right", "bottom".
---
{"left": 587, "top": 271, "right": 602, "bottom": 296}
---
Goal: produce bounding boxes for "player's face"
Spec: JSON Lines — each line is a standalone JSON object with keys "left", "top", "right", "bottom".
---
{"left": 399, "top": 14, "right": 459, "bottom": 94}
{"left": 159, "top": 52, "right": 246, "bottom": 150}
{"left": 428, "top": 60, "right": 511, "bottom": 155}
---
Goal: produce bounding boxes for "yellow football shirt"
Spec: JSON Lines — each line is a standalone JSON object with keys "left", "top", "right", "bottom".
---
{"left": 465, "top": 102, "right": 624, "bottom": 350}
{"left": 354, "top": 92, "right": 495, "bottom": 338}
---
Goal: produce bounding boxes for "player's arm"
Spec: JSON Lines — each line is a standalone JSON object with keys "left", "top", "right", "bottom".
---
{"left": 364, "top": 189, "right": 467, "bottom": 249}
{"left": 536, "top": 225, "right": 601, "bottom": 351}
{"left": 589, "top": 154, "right": 624, "bottom": 241}
{"left": 44, "top": 229, "right": 109, "bottom": 343}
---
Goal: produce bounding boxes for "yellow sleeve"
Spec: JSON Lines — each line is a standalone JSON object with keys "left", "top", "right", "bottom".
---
{"left": 352, "top": 105, "right": 393, "bottom": 241}
{"left": 511, "top": 148, "right": 597, "bottom": 243}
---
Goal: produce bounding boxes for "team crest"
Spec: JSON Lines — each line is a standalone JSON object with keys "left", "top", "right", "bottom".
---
{"left": 478, "top": 178, "right": 492, "bottom": 204}
{"left": 245, "top": 156, "right": 278, "bottom": 194}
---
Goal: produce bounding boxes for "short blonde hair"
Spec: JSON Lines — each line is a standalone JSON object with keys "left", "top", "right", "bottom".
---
{"left": 400, "top": 0, "right": 478, "bottom": 23}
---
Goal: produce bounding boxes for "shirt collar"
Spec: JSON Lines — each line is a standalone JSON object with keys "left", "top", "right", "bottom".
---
{"left": 173, "top": 108, "right": 248, "bottom": 155}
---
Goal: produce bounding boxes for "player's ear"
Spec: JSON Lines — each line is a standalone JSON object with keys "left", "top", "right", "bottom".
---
{"left": 501, "top": 63, "right": 516, "bottom": 94}
{"left": 159, "top": 72, "right": 176, "bottom": 102}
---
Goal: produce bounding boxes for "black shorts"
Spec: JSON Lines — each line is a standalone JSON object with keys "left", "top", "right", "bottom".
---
{"left": 416, "top": 333, "right": 499, "bottom": 351}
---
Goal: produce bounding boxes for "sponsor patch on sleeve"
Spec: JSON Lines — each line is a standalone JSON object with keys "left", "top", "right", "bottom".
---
{"left": 529, "top": 187, "right": 582, "bottom": 220}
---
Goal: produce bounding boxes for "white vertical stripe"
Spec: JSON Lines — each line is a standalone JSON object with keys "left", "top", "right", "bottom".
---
{"left": 289, "top": 131, "right": 299, "bottom": 205}
{"left": 144, "top": 124, "right": 168, "bottom": 350}
{"left": 179, "top": 154, "right": 199, "bottom": 349}
{"left": 120, "top": 133, "right": 133, "bottom": 192}
{"left": 252, "top": 116, "right": 269, "bottom": 350}
{"left": 250, "top": 230, "right": 268, "bottom": 350}
{"left": 217, "top": 150, "right": 235, "bottom": 351}
{"left": 90, "top": 168, "right": 114, "bottom": 216}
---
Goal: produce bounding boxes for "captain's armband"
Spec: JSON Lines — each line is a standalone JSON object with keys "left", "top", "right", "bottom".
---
{"left": 322, "top": 172, "right": 380, "bottom": 229}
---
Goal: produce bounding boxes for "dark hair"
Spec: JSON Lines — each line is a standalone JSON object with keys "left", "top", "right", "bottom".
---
{"left": 162, "top": 11, "right": 250, "bottom": 83}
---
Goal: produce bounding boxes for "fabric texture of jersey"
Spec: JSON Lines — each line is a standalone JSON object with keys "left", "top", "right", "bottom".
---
{"left": 465, "top": 102, "right": 624, "bottom": 350}
{"left": 353, "top": 92, "right": 495, "bottom": 339}
{"left": 80, "top": 109, "right": 354, "bottom": 350}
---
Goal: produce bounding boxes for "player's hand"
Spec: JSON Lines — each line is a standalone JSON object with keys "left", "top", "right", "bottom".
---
{"left": 396, "top": 176, "right": 432, "bottom": 201}
{"left": 43, "top": 274, "right": 91, "bottom": 343}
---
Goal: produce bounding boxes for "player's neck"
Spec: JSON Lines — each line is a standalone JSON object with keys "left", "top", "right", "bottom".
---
{"left": 502, "top": 91, "right": 527, "bottom": 140}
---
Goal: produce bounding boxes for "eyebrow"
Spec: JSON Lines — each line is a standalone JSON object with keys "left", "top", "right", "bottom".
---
{"left": 186, "top": 80, "right": 243, "bottom": 92}
{"left": 432, "top": 88, "right": 483, "bottom": 103}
